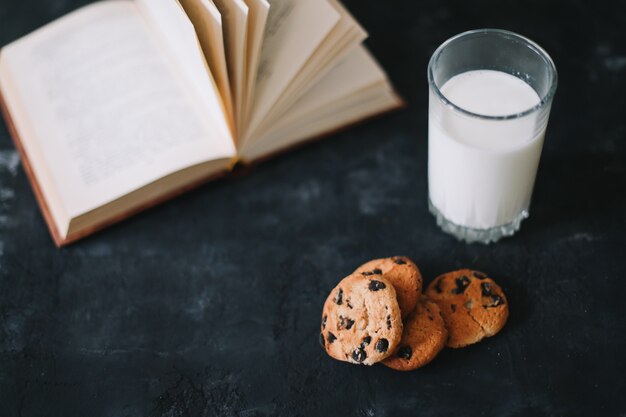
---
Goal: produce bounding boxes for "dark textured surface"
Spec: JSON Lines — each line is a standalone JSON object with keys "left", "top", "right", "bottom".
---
{"left": 1, "top": 0, "right": 625, "bottom": 416}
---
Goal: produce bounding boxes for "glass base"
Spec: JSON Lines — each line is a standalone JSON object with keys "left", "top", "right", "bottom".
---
{"left": 428, "top": 199, "right": 529, "bottom": 244}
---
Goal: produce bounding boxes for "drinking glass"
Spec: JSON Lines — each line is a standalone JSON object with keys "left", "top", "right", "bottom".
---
{"left": 427, "top": 29, "right": 557, "bottom": 243}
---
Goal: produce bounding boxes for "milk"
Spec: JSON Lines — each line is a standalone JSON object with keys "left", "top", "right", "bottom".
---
{"left": 428, "top": 70, "right": 547, "bottom": 230}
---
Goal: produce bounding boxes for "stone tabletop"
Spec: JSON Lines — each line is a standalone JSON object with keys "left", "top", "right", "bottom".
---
{"left": 1, "top": 0, "right": 625, "bottom": 415}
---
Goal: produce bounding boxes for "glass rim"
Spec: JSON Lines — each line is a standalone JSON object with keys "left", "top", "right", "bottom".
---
{"left": 427, "top": 28, "right": 558, "bottom": 121}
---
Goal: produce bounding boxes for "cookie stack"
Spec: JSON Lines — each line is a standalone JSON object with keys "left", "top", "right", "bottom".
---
{"left": 320, "top": 256, "right": 509, "bottom": 370}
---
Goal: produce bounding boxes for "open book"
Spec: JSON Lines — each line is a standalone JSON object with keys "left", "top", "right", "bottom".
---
{"left": 0, "top": 0, "right": 402, "bottom": 246}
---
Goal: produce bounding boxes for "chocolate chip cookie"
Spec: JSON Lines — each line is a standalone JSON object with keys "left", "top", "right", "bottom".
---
{"left": 425, "top": 269, "right": 509, "bottom": 348}
{"left": 321, "top": 273, "right": 403, "bottom": 365}
{"left": 382, "top": 296, "right": 448, "bottom": 371}
{"left": 354, "top": 256, "right": 423, "bottom": 318}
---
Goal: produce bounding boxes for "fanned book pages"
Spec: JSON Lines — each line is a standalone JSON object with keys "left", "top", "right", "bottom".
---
{"left": 0, "top": 0, "right": 403, "bottom": 246}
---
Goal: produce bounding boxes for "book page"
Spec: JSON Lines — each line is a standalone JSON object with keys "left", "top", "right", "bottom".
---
{"left": 136, "top": 0, "right": 234, "bottom": 143}
{"left": 0, "top": 0, "right": 235, "bottom": 221}
{"left": 246, "top": 0, "right": 366, "bottom": 142}
{"left": 179, "top": 0, "right": 235, "bottom": 127}
{"left": 240, "top": 46, "right": 401, "bottom": 161}
{"left": 243, "top": 0, "right": 340, "bottom": 140}
{"left": 241, "top": 0, "right": 270, "bottom": 127}
{"left": 255, "top": 46, "right": 385, "bottom": 137}
{"left": 242, "top": 88, "right": 400, "bottom": 162}
{"left": 210, "top": 0, "right": 249, "bottom": 130}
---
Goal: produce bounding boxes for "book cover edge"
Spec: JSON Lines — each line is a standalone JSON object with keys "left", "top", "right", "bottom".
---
{"left": 0, "top": 84, "right": 66, "bottom": 247}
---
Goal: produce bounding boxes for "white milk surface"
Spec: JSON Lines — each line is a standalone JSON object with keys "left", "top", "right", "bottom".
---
{"left": 428, "top": 70, "right": 545, "bottom": 229}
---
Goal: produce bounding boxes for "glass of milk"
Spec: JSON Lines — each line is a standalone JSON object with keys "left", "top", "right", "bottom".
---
{"left": 427, "top": 29, "right": 557, "bottom": 243}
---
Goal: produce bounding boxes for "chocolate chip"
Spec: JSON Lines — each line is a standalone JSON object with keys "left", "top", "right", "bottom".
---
{"left": 428, "top": 314, "right": 434, "bottom": 321}
{"left": 397, "top": 346, "right": 412, "bottom": 360}
{"left": 394, "top": 258, "right": 406, "bottom": 265}
{"left": 361, "top": 336, "right": 372, "bottom": 346}
{"left": 451, "top": 276, "right": 471, "bottom": 294}
{"left": 451, "top": 304, "right": 457, "bottom": 313}
{"left": 481, "top": 282, "right": 492, "bottom": 296}
{"left": 319, "top": 332, "right": 325, "bottom": 347}
{"left": 322, "top": 315, "right": 327, "bottom": 329}
{"left": 351, "top": 347, "right": 367, "bottom": 363}
{"left": 434, "top": 278, "right": 443, "bottom": 293}
{"left": 334, "top": 288, "right": 343, "bottom": 305}
{"left": 368, "top": 280, "right": 386, "bottom": 291}
{"left": 489, "top": 295, "right": 504, "bottom": 307}
{"left": 375, "top": 338, "right": 389, "bottom": 353}
{"left": 484, "top": 295, "right": 505, "bottom": 308}
{"left": 372, "top": 268, "right": 382, "bottom": 275}
{"left": 386, "top": 315, "right": 392, "bottom": 329}
{"left": 338, "top": 316, "right": 355, "bottom": 330}
{"left": 473, "top": 271, "right": 488, "bottom": 279}
{"left": 481, "top": 282, "right": 506, "bottom": 307}
{"left": 327, "top": 332, "right": 336, "bottom": 343}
